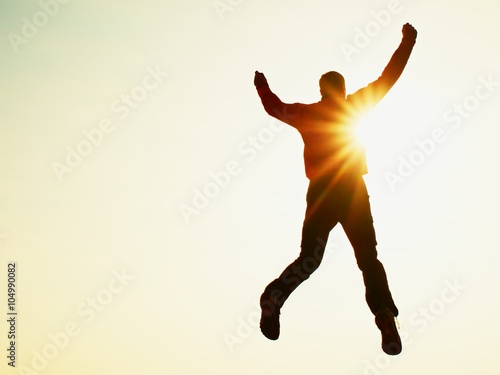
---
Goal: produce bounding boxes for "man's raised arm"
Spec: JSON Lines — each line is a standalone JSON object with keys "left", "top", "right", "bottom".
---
{"left": 348, "top": 23, "right": 418, "bottom": 107}
{"left": 254, "top": 71, "right": 302, "bottom": 125}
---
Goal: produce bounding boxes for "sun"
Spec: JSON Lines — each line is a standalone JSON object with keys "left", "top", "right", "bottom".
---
{"left": 353, "top": 109, "right": 378, "bottom": 149}
{"left": 350, "top": 86, "right": 419, "bottom": 157}
{"left": 348, "top": 113, "right": 374, "bottom": 160}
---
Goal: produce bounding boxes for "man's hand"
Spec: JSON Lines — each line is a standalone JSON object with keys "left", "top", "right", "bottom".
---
{"left": 254, "top": 71, "right": 268, "bottom": 88}
{"left": 402, "top": 23, "right": 417, "bottom": 41}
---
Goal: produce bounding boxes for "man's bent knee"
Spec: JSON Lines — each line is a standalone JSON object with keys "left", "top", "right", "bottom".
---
{"left": 300, "top": 255, "right": 321, "bottom": 275}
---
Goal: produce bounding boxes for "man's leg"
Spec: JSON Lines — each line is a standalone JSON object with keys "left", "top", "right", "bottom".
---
{"left": 341, "top": 177, "right": 397, "bottom": 315}
{"left": 261, "top": 220, "right": 332, "bottom": 309}
{"left": 260, "top": 177, "right": 338, "bottom": 340}
{"left": 341, "top": 177, "right": 401, "bottom": 354}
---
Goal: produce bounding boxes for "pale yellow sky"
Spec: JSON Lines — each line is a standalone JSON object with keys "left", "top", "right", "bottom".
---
{"left": 1, "top": 0, "right": 500, "bottom": 374}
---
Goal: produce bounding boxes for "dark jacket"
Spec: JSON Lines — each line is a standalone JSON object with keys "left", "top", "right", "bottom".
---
{"left": 256, "top": 36, "right": 416, "bottom": 180}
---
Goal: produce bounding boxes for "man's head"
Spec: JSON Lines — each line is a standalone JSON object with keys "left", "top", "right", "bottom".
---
{"left": 319, "top": 71, "right": 346, "bottom": 100}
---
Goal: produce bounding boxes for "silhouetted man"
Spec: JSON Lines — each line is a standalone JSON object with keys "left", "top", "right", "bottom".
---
{"left": 254, "top": 23, "right": 417, "bottom": 355}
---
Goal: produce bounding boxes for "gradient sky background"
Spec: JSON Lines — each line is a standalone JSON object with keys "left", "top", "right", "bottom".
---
{"left": 1, "top": 0, "right": 500, "bottom": 374}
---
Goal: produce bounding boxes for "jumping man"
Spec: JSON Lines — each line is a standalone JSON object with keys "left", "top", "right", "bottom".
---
{"left": 254, "top": 23, "right": 417, "bottom": 355}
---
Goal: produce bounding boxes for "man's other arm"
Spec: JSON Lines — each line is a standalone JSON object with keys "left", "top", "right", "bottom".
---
{"left": 254, "top": 71, "right": 303, "bottom": 125}
{"left": 348, "top": 23, "right": 417, "bottom": 107}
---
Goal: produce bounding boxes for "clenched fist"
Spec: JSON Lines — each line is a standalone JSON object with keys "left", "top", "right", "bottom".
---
{"left": 254, "top": 71, "right": 268, "bottom": 88}
{"left": 402, "top": 23, "right": 417, "bottom": 41}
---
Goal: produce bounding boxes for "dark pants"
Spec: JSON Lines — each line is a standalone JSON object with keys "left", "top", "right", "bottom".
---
{"left": 263, "top": 174, "right": 398, "bottom": 316}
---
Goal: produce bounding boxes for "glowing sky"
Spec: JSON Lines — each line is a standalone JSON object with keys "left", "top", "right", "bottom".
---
{"left": 1, "top": 0, "right": 500, "bottom": 374}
